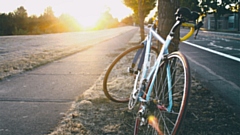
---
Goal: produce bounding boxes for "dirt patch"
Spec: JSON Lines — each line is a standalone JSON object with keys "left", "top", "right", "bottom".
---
{"left": 180, "top": 76, "right": 240, "bottom": 135}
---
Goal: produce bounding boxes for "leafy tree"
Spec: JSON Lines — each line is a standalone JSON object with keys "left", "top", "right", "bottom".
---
{"left": 123, "top": 0, "right": 157, "bottom": 41}
{"left": 44, "top": 6, "right": 54, "bottom": 17}
{"left": 0, "top": 13, "right": 15, "bottom": 35}
{"left": 28, "top": 15, "right": 41, "bottom": 34}
{"left": 0, "top": 5, "right": 122, "bottom": 36}
{"left": 120, "top": 15, "right": 134, "bottom": 25}
{"left": 180, "top": 0, "right": 201, "bottom": 12}
{"left": 95, "top": 10, "right": 119, "bottom": 30}
{"left": 38, "top": 7, "right": 58, "bottom": 33}
{"left": 58, "top": 14, "right": 81, "bottom": 32}
{"left": 199, "top": 0, "right": 232, "bottom": 30}
{"left": 14, "top": 6, "right": 28, "bottom": 18}
{"left": 13, "top": 6, "right": 28, "bottom": 34}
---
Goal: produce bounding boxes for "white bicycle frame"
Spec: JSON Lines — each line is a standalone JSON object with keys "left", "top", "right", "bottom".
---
{"left": 132, "top": 21, "right": 182, "bottom": 112}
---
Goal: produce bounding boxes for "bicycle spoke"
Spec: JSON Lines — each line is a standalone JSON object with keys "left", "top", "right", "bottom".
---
{"left": 134, "top": 52, "right": 190, "bottom": 135}
{"left": 103, "top": 45, "right": 159, "bottom": 103}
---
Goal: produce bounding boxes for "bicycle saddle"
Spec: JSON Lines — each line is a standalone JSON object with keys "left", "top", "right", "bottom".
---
{"left": 175, "top": 7, "right": 199, "bottom": 21}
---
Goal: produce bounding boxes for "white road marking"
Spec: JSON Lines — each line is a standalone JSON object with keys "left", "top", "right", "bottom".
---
{"left": 183, "top": 41, "right": 240, "bottom": 63}
{"left": 184, "top": 53, "right": 240, "bottom": 90}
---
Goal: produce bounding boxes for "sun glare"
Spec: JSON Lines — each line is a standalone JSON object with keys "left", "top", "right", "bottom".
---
{"left": 0, "top": 0, "right": 133, "bottom": 29}
{"left": 53, "top": 0, "right": 132, "bottom": 28}
{"left": 75, "top": 14, "right": 101, "bottom": 28}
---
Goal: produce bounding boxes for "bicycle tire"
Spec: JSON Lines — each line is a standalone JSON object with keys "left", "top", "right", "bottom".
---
{"left": 103, "top": 45, "right": 159, "bottom": 103}
{"left": 134, "top": 51, "right": 191, "bottom": 135}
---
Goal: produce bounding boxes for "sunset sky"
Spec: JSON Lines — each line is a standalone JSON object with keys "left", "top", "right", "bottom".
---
{"left": 0, "top": 0, "right": 133, "bottom": 27}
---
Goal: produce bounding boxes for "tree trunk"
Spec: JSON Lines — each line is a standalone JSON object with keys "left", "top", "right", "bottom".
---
{"left": 158, "top": 0, "right": 180, "bottom": 53}
{"left": 138, "top": 0, "right": 145, "bottom": 41}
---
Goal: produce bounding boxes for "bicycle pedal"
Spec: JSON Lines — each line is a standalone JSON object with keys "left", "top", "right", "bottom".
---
{"left": 140, "top": 117, "right": 146, "bottom": 126}
{"left": 127, "top": 67, "right": 134, "bottom": 73}
{"left": 134, "top": 70, "right": 138, "bottom": 74}
{"left": 138, "top": 108, "right": 147, "bottom": 126}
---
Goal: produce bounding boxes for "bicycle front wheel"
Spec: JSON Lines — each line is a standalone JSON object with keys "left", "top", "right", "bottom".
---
{"left": 103, "top": 45, "right": 158, "bottom": 103}
{"left": 134, "top": 51, "right": 191, "bottom": 135}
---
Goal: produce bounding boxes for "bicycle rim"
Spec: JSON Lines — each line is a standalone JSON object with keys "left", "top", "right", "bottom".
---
{"left": 134, "top": 52, "right": 191, "bottom": 135}
{"left": 103, "top": 45, "right": 158, "bottom": 103}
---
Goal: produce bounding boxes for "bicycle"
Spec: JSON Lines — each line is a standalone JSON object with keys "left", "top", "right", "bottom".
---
{"left": 103, "top": 7, "right": 203, "bottom": 135}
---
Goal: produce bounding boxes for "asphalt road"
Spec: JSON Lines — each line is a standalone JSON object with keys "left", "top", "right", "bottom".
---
{"left": 180, "top": 29, "right": 240, "bottom": 113}
{"left": 0, "top": 28, "right": 138, "bottom": 135}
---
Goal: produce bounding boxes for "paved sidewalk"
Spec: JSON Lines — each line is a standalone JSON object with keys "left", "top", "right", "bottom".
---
{"left": 0, "top": 27, "right": 139, "bottom": 135}
{"left": 0, "top": 26, "right": 137, "bottom": 80}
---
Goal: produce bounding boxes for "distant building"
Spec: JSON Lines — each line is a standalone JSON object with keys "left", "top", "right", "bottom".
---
{"left": 203, "top": 13, "right": 239, "bottom": 32}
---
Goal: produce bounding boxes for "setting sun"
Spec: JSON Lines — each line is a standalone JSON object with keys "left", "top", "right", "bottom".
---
{"left": 53, "top": 0, "right": 105, "bottom": 28}
{"left": 0, "top": 0, "right": 133, "bottom": 28}
{"left": 50, "top": 0, "right": 133, "bottom": 28}
{"left": 0, "top": 0, "right": 133, "bottom": 33}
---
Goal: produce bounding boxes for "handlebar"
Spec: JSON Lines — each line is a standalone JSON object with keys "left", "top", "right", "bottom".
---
{"left": 150, "top": 7, "right": 203, "bottom": 42}
{"left": 174, "top": 7, "right": 204, "bottom": 41}
{"left": 179, "top": 18, "right": 204, "bottom": 41}
{"left": 180, "top": 23, "right": 195, "bottom": 41}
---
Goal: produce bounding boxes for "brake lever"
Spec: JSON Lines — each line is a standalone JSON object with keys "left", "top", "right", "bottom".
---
{"left": 194, "top": 29, "right": 200, "bottom": 39}
{"left": 194, "top": 21, "right": 203, "bottom": 39}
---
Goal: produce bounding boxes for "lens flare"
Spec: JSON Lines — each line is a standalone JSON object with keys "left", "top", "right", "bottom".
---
{"left": 148, "top": 115, "right": 164, "bottom": 135}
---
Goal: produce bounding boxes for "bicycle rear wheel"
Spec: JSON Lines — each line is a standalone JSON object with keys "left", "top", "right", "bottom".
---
{"left": 134, "top": 51, "right": 191, "bottom": 135}
{"left": 103, "top": 45, "right": 158, "bottom": 103}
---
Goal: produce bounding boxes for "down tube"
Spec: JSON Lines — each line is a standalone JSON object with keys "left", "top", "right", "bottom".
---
{"left": 145, "top": 59, "right": 173, "bottom": 112}
{"left": 146, "top": 38, "right": 172, "bottom": 102}
{"left": 166, "top": 63, "right": 173, "bottom": 112}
